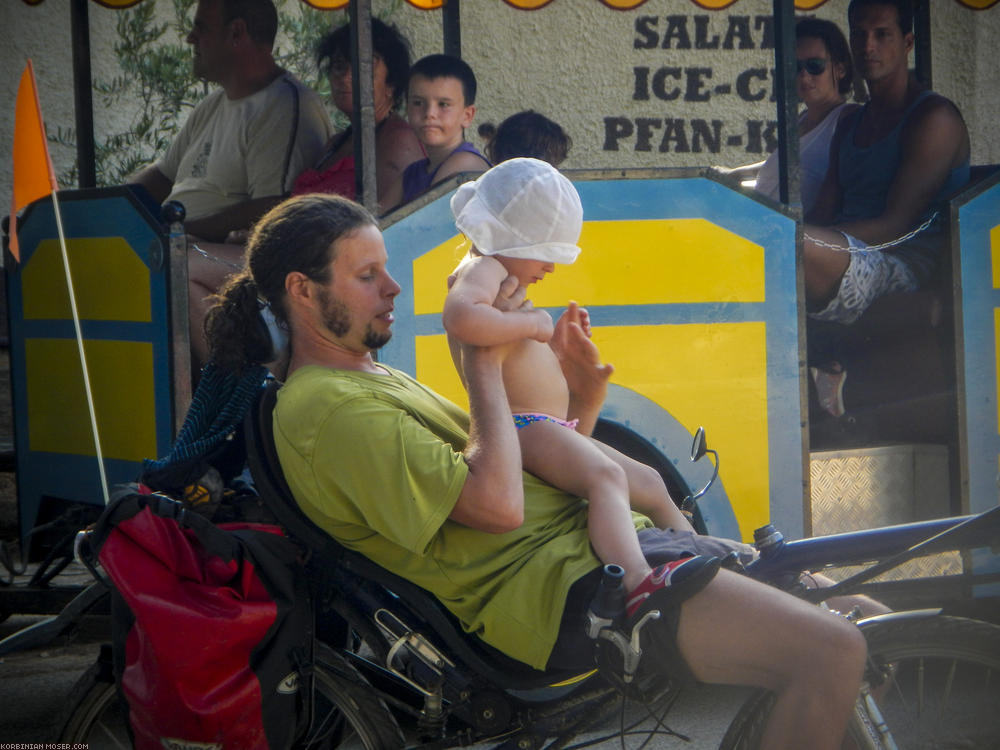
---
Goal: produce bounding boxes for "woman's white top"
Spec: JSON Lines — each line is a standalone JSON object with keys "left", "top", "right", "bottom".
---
{"left": 754, "top": 101, "right": 850, "bottom": 213}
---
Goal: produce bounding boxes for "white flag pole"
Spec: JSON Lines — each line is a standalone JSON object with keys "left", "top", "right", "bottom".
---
{"left": 50, "top": 191, "right": 110, "bottom": 506}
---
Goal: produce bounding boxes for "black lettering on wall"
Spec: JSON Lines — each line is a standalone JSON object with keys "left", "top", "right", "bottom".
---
{"left": 661, "top": 16, "right": 692, "bottom": 49}
{"left": 634, "top": 16, "right": 658, "bottom": 49}
{"left": 761, "top": 121, "right": 778, "bottom": 153}
{"left": 604, "top": 117, "right": 634, "bottom": 151}
{"left": 652, "top": 67, "right": 682, "bottom": 100}
{"left": 755, "top": 16, "right": 775, "bottom": 49}
{"left": 723, "top": 16, "right": 754, "bottom": 50}
{"left": 691, "top": 119, "right": 723, "bottom": 153}
{"left": 610, "top": 13, "right": 787, "bottom": 155}
{"left": 633, "top": 67, "right": 650, "bottom": 100}
{"left": 746, "top": 120, "right": 778, "bottom": 154}
{"left": 736, "top": 68, "right": 768, "bottom": 101}
{"left": 599, "top": 118, "right": 785, "bottom": 155}
{"left": 659, "top": 119, "right": 691, "bottom": 153}
{"left": 746, "top": 120, "right": 765, "bottom": 153}
{"left": 635, "top": 118, "right": 663, "bottom": 151}
{"left": 694, "top": 16, "right": 720, "bottom": 49}
{"left": 685, "top": 68, "right": 713, "bottom": 102}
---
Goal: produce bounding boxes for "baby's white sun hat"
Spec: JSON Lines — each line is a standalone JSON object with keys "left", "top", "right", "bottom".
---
{"left": 450, "top": 157, "right": 583, "bottom": 264}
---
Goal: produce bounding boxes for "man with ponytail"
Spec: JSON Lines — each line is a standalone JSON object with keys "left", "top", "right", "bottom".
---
{"left": 204, "top": 192, "right": 865, "bottom": 749}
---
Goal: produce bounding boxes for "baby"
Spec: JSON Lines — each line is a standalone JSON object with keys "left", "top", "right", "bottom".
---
{"left": 443, "top": 158, "right": 698, "bottom": 614}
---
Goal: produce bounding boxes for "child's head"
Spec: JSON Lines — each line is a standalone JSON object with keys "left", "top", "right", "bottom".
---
{"left": 451, "top": 158, "right": 582, "bottom": 284}
{"left": 407, "top": 54, "right": 478, "bottom": 150}
{"left": 481, "top": 111, "right": 573, "bottom": 167}
{"left": 409, "top": 54, "right": 478, "bottom": 105}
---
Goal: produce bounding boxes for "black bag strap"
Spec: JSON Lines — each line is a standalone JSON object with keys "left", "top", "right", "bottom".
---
{"left": 90, "top": 487, "right": 242, "bottom": 563}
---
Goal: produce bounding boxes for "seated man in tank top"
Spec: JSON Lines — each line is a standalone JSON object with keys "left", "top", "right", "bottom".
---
{"left": 803, "top": 0, "right": 970, "bottom": 328}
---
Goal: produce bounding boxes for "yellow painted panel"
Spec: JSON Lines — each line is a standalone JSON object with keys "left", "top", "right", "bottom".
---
{"left": 412, "top": 219, "right": 765, "bottom": 315}
{"left": 25, "top": 338, "right": 158, "bottom": 462}
{"left": 23, "top": 237, "right": 151, "bottom": 322}
{"left": 992, "top": 224, "right": 1000, "bottom": 289}
{"left": 415, "top": 321, "right": 769, "bottom": 541}
{"left": 412, "top": 236, "right": 469, "bottom": 315}
{"left": 596, "top": 323, "right": 770, "bottom": 540}
{"left": 416, "top": 335, "right": 469, "bottom": 410}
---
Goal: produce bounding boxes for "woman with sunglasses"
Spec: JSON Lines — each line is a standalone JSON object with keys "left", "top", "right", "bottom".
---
{"left": 717, "top": 18, "right": 856, "bottom": 214}
{"left": 753, "top": 17, "right": 857, "bottom": 212}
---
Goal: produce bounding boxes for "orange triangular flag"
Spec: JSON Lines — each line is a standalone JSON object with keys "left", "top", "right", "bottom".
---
{"left": 9, "top": 60, "right": 59, "bottom": 262}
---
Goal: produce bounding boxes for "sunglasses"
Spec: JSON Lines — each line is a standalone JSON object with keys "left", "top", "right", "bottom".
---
{"left": 796, "top": 58, "right": 828, "bottom": 76}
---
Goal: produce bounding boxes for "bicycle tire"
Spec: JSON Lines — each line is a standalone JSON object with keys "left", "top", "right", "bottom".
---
{"left": 57, "top": 651, "right": 128, "bottom": 746}
{"left": 56, "top": 644, "right": 404, "bottom": 750}
{"left": 302, "top": 643, "right": 405, "bottom": 750}
{"left": 719, "top": 614, "right": 1000, "bottom": 749}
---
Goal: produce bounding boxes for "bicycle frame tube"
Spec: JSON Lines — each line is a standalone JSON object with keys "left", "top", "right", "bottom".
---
{"left": 744, "top": 506, "right": 1000, "bottom": 584}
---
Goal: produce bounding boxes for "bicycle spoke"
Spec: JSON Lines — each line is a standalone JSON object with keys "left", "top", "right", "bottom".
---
{"left": 916, "top": 657, "right": 924, "bottom": 717}
{"left": 94, "top": 720, "right": 130, "bottom": 750}
{"left": 941, "top": 658, "right": 956, "bottom": 710}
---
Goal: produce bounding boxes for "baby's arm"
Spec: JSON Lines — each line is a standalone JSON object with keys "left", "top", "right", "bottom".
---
{"left": 444, "top": 257, "right": 553, "bottom": 345}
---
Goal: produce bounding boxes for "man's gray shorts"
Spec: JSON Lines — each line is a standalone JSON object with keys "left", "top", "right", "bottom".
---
{"left": 810, "top": 232, "right": 919, "bottom": 325}
{"left": 546, "top": 529, "right": 754, "bottom": 673}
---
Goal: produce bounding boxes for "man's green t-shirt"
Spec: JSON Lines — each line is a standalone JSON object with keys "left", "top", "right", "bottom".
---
{"left": 274, "top": 364, "right": 649, "bottom": 670}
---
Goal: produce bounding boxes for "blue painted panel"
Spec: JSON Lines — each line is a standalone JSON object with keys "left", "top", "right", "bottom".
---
{"left": 382, "top": 173, "right": 803, "bottom": 540}
{"left": 8, "top": 188, "right": 175, "bottom": 540}
{"left": 957, "top": 180, "right": 1000, "bottom": 515}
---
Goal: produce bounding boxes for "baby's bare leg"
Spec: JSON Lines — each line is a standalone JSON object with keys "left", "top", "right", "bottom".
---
{"left": 518, "top": 421, "right": 652, "bottom": 590}
{"left": 590, "top": 440, "right": 695, "bottom": 533}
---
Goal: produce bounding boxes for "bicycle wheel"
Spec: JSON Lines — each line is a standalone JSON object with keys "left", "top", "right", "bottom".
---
{"left": 720, "top": 614, "right": 1000, "bottom": 749}
{"left": 58, "top": 654, "right": 130, "bottom": 747}
{"left": 718, "top": 689, "right": 773, "bottom": 750}
{"left": 58, "top": 644, "right": 404, "bottom": 750}
{"left": 300, "top": 643, "right": 405, "bottom": 750}
{"left": 855, "top": 614, "right": 1000, "bottom": 748}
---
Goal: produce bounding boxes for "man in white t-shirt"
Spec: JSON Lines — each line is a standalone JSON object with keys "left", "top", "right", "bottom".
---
{"left": 132, "top": 0, "right": 331, "bottom": 241}
{"left": 130, "top": 0, "right": 332, "bottom": 368}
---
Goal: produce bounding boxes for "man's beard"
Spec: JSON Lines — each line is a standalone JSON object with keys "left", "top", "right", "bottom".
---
{"left": 362, "top": 328, "right": 391, "bottom": 350}
{"left": 320, "top": 289, "right": 391, "bottom": 350}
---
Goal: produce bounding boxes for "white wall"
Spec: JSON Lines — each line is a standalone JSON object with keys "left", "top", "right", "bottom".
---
{"left": 2, "top": 0, "right": 998, "bottom": 215}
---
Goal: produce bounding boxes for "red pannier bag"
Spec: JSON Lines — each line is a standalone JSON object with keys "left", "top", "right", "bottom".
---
{"left": 86, "top": 489, "right": 313, "bottom": 750}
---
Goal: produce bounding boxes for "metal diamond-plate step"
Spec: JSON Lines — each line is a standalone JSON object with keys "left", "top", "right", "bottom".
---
{"left": 810, "top": 444, "right": 954, "bottom": 580}
{"left": 811, "top": 444, "right": 949, "bottom": 534}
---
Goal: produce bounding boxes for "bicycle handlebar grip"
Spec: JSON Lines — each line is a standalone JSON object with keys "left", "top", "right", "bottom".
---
{"left": 589, "top": 564, "right": 627, "bottom": 625}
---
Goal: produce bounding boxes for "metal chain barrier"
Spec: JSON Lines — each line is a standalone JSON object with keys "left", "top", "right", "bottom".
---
{"left": 190, "top": 243, "right": 244, "bottom": 271}
{"left": 804, "top": 212, "right": 940, "bottom": 253}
